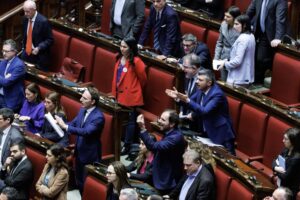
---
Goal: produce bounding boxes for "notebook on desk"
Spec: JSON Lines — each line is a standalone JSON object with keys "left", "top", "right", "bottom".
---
{"left": 60, "top": 78, "right": 78, "bottom": 87}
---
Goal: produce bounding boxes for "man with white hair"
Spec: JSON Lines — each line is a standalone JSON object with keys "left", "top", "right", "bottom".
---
{"left": 21, "top": 0, "right": 53, "bottom": 71}
{"left": 263, "top": 187, "right": 293, "bottom": 200}
{"left": 119, "top": 188, "right": 138, "bottom": 200}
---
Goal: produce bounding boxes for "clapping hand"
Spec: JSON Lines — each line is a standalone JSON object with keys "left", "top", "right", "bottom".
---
{"left": 136, "top": 114, "right": 146, "bottom": 131}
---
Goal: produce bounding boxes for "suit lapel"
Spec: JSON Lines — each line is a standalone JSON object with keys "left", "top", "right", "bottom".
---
{"left": 121, "top": 0, "right": 129, "bottom": 16}
{"left": 1, "top": 129, "right": 11, "bottom": 163}
{"left": 185, "top": 167, "right": 203, "bottom": 200}
{"left": 264, "top": 0, "right": 272, "bottom": 20}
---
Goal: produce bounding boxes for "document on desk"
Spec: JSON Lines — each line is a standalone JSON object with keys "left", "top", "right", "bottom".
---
{"left": 45, "top": 113, "right": 64, "bottom": 138}
{"left": 194, "top": 136, "right": 224, "bottom": 147}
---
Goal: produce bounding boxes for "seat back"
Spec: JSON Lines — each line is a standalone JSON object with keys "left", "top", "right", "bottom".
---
{"left": 68, "top": 38, "right": 95, "bottom": 82}
{"left": 143, "top": 67, "right": 175, "bottom": 117}
{"left": 206, "top": 30, "right": 219, "bottom": 59}
{"left": 237, "top": 104, "right": 268, "bottom": 157}
{"left": 234, "top": 0, "right": 251, "bottom": 13}
{"left": 102, "top": 112, "right": 114, "bottom": 157}
{"left": 262, "top": 116, "right": 291, "bottom": 167}
{"left": 101, "top": 0, "right": 112, "bottom": 35}
{"left": 224, "top": 0, "right": 234, "bottom": 10}
{"left": 82, "top": 176, "right": 107, "bottom": 200}
{"left": 180, "top": 20, "right": 207, "bottom": 42}
{"left": 50, "top": 30, "right": 70, "bottom": 72}
{"left": 26, "top": 147, "right": 47, "bottom": 198}
{"left": 215, "top": 168, "right": 232, "bottom": 200}
{"left": 226, "top": 96, "right": 242, "bottom": 135}
{"left": 60, "top": 57, "right": 85, "bottom": 82}
{"left": 270, "top": 53, "right": 300, "bottom": 105}
{"left": 92, "top": 47, "right": 117, "bottom": 94}
{"left": 227, "top": 180, "right": 254, "bottom": 200}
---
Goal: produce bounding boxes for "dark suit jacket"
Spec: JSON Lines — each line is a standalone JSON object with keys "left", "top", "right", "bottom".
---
{"left": 110, "top": 0, "right": 145, "bottom": 38}
{"left": 138, "top": 5, "right": 182, "bottom": 57}
{"left": 187, "top": 84, "right": 235, "bottom": 145}
{"left": 169, "top": 165, "right": 216, "bottom": 200}
{"left": 126, "top": 157, "right": 153, "bottom": 184}
{"left": 247, "top": 0, "right": 288, "bottom": 42}
{"left": 1, "top": 157, "right": 33, "bottom": 200}
{"left": 1, "top": 126, "right": 24, "bottom": 166}
{"left": 140, "top": 129, "right": 185, "bottom": 190}
{"left": 0, "top": 57, "right": 25, "bottom": 111}
{"left": 272, "top": 148, "right": 300, "bottom": 197}
{"left": 68, "top": 107, "right": 105, "bottom": 164}
{"left": 22, "top": 12, "right": 54, "bottom": 69}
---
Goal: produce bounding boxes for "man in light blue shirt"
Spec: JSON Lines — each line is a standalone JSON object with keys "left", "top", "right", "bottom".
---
{"left": 164, "top": 149, "right": 216, "bottom": 200}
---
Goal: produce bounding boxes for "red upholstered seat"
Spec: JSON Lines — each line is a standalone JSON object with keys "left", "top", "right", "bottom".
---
{"left": 227, "top": 180, "right": 254, "bottom": 200}
{"left": 206, "top": 30, "right": 219, "bottom": 59}
{"left": 226, "top": 95, "right": 242, "bottom": 135}
{"left": 143, "top": 7, "right": 153, "bottom": 47}
{"left": 50, "top": 30, "right": 70, "bottom": 72}
{"left": 224, "top": 0, "right": 234, "bottom": 10}
{"left": 269, "top": 53, "right": 300, "bottom": 105}
{"left": 215, "top": 168, "right": 232, "bottom": 200}
{"left": 60, "top": 57, "right": 85, "bottom": 82}
{"left": 234, "top": 0, "right": 251, "bottom": 13}
{"left": 26, "top": 147, "right": 47, "bottom": 199}
{"left": 102, "top": 113, "right": 114, "bottom": 158}
{"left": 92, "top": 47, "right": 117, "bottom": 94}
{"left": 250, "top": 116, "right": 291, "bottom": 179}
{"left": 236, "top": 104, "right": 268, "bottom": 162}
{"left": 180, "top": 20, "right": 207, "bottom": 42}
{"left": 82, "top": 176, "right": 107, "bottom": 200}
{"left": 68, "top": 38, "right": 95, "bottom": 82}
{"left": 137, "top": 67, "right": 175, "bottom": 130}
{"left": 101, "top": 0, "right": 112, "bottom": 35}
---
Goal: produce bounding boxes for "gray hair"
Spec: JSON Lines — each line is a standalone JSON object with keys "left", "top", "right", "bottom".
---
{"left": 24, "top": 0, "right": 37, "bottom": 10}
{"left": 182, "top": 53, "right": 201, "bottom": 69}
{"left": 183, "top": 149, "right": 202, "bottom": 164}
{"left": 1, "top": 187, "right": 18, "bottom": 200}
{"left": 182, "top": 33, "right": 197, "bottom": 43}
{"left": 3, "top": 39, "right": 18, "bottom": 52}
{"left": 276, "top": 187, "right": 293, "bottom": 200}
{"left": 198, "top": 69, "right": 215, "bottom": 84}
{"left": 120, "top": 188, "right": 138, "bottom": 200}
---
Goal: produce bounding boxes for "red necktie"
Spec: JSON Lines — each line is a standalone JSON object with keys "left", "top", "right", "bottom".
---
{"left": 26, "top": 20, "right": 33, "bottom": 55}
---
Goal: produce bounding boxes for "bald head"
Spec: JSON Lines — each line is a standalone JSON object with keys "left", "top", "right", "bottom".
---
{"left": 23, "top": 0, "right": 36, "bottom": 19}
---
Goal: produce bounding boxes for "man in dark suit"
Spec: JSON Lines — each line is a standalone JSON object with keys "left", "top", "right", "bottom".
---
{"left": 21, "top": 0, "right": 53, "bottom": 71}
{"left": 164, "top": 149, "right": 216, "bottom": 200}
{"left": 137, "top": 109, "right": 185, "bottom": 195}
{"left": 110, "top": 0, "right": 145, "bottom": 39}
{"left": 0, "top": 141, "right": 33, "bottom": 200}
{"left": 166, "top": 69, "right": 235, "bottom": 155}
{"left": 138, "top": 0, "right": 182, "bottom": 59}
{"left": 246, "top": 0, "right": 288, "bottom": 83}
{"left": 0, "top": 108, "right": 24, "bottom": 169}
{"left": 56, "top": 86, "right": 105, "bottom": 193}
{"left": 0, "top": 40, "right": 25, "bottom": 112}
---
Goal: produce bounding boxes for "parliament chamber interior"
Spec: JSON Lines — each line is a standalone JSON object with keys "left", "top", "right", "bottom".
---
{"left": 0, "top": 0, "right": 300, "bottom": 199}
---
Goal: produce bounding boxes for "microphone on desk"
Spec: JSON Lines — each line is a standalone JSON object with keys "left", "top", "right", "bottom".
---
{"left": 282, "top": 34, "right": 300, "bottom": 49}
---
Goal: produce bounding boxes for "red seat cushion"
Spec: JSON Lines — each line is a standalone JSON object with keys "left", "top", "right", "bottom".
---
{"left": 270, "top": 53, "right": 300, "bottom": 105}
{"left": 236, "top": 104, "right": 268, "bottom": 161}
{"left": 68, "top": 38, "right": 95, "bottom": 82}
{"left": 82, "top": 176, "right": 107, "bottom": 200}
{"left": 102, "top": 113, "right": 114, "bottom": 157}
{"left": 180, "top": 20, "right": 207, "bottom": 42}
{"left": 227, "top": 180, "right": 254, "bottom": 200}
{"left": 226, "top": 95, "right": 242, "bottom": 135}
{"left": 50, "top": 30, "right": 70, "bottom": 72}
{"left": 215, "top": 168, "right": 231, "bottom": 200}
{"left": 61, "top": 57, "right": 85, "bottom": 82}
{"left": 92, "top": 47, "right": 117, "bottom": 94}
{"left": 26, "top": 147, "right": 47, "bottom": 198}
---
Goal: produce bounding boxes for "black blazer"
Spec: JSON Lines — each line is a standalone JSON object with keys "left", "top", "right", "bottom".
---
{"left": 126, "top": 158, "right": 153, "bottom": 184}
{"left": 247, "top": 0, "right": 288, "bottom": 42}
{"left": 272, "top": 148, "right": 300, "bottom": 197}
{"left": 1, "top": 157, "right": 33, "bottom": 200}
{"left": 169, "top": 165, "right": 216, "bottom": 200}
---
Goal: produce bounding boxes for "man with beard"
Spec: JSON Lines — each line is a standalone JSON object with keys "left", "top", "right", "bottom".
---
{"left": 0, "top": 141, "right": 33, "bottom": 200}
{"left": 137, "top": 110, "right": 185, "bottom": 195}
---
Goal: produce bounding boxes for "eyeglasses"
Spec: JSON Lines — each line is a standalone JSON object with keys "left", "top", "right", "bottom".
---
{"left": 2, "top": 50, "right": 14, "bottom": 54}
{"left": 182, "top": 43, "right": 194, "bottom": 48}
{"left": 106, "top": 171, "right": 116, "bottom": 175}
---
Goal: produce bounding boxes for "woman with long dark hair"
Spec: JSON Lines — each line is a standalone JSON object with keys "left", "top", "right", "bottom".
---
{"left": 106, "top": 161, "right": 131, "bottom": 200}
{"left": 38, "top": 91, "right": 69, "bottom": 147}
{"left": 111, "top": 37, "right": 147, "bottom": 155}
{"left": 214, "top": 6, "right": 241, "bottom": 81}
{"left": 36, "top": 144, "right": 69, "bottom": 200}
{"left": 272, "top": 128, "right": 300, "bottom": 198}
{"left": 18, "top": 83, "right": 45, "bottom": 133}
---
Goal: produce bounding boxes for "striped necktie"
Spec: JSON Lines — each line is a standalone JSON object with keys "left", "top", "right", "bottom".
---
{"left": 153, "top": 12, "right": 160, "bottom": 50}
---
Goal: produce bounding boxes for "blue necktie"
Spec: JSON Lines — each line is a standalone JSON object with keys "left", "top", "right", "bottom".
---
{"left": 260, "top": 0, "right": 269, "bottom": 33}
{"left": 153, "top": 12, "right": 160, "bottom": 50}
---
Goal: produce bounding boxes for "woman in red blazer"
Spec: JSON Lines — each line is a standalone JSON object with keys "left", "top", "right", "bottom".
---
{"left": 111, "top": 37, "right": 147, "bottom": 155}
